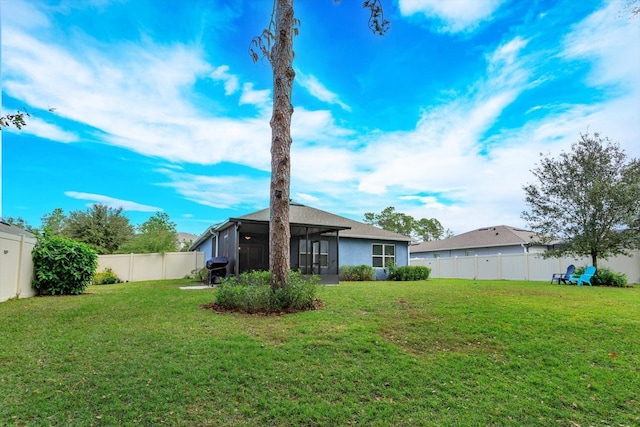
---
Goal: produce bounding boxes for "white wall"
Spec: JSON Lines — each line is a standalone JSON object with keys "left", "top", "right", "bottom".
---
{"left": 97, "top": 251, "right": 205, "bottom": 283}
{"left": 0, "top": 231, "right": 37, "bottom": 302}
{"left": 411, "top": 250, "right": 640, "bottom": 284}
{"left": 1, "top": 247, "right": 206, "bottom": 304}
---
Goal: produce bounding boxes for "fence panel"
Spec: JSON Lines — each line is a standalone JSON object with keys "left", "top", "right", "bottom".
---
{"left": 477, "top": 255, "right": 500, "bottom": 280}
{"left": 97, "top": 252, "right": 205, "bottom": 283}
{"left": 411, "top": 250, "right": 640, "bottom": 283}
{"left": 500, "top": 254, "right": 528, "bottom": 280}
{"left": 0, "top": 232, "right": 37, "bottom": 302}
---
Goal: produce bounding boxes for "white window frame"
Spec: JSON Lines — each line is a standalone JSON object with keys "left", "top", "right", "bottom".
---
{"left": 372, "top": 243, "right": 395, "bottom": 268}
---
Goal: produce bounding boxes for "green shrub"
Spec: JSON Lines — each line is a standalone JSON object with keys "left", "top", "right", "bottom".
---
{"left": 215, "top": 270, "right": 318, "bottom": 313}
{"left": 186, "top": 267, "right": 209, "bottom": 282}
{"left": 93, "top": 268, "right": 122, "bottom": 285}
{"left": 339, "top": 265, "right": 375, "bottom": 281}
{"left": 32, "top": 232, "right": 98, "bottom": 295}
{"left": 388, "top": 265, "right": 431, "bottom": 281}
{"left": 572, "top": 266, "right": 627, "bottom": 287}
{"left": 592, "top": 267, "right": 628, "bottom": 287}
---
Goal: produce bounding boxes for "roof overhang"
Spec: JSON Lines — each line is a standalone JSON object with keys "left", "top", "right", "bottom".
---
{"left": 229, "top": 218, "right": 350, "bottom": 237}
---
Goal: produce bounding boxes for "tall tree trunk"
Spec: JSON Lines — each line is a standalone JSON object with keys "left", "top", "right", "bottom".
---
{"left": 269, "top": 0, "right": 295, "bottom": 289}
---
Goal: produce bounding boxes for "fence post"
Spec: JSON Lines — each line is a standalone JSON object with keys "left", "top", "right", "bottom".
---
{"left": 475, "top": 254, "right": 479, "bottom": 279}
{"left": 498, "top": 253, "right": 502, "bottom": 280}
{"left": 15, "top": 234, "right": 25, "bottom": 298}
{"left": 129, "top": 253, "right": 134, "bottom": 282}
{"left": 454, "top": 256, "right": 458, "bottom": 277}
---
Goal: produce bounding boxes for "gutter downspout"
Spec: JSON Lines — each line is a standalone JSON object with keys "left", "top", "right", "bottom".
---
{"left": 235, "top": 222, "right": 241, "bottom": 276}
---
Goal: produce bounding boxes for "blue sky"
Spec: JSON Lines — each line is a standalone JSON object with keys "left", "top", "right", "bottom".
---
{"left": 2, "top": 0, "right": 639, "bottom": 237}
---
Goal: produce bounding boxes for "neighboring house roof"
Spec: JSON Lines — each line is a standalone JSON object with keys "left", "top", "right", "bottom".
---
{"left": 409, "top": 225, "right": 543, "bottom": 254}
{"left": 190, "top": 203, "right": 411, "bottom": 250}
{"left": 0, "top": 220, "right": 36, "bottom": 238}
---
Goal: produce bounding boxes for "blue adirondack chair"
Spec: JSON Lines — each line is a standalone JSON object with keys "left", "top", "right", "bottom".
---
{"left": 551, "top": 264, "right": 575, "bottom": 284}
{"left": 567, "top": 266, "right": 596, "bottom": 286}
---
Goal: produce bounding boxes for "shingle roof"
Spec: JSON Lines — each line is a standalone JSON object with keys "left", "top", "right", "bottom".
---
{"left": 190, "top": 203, "right": 412, "bottom": 250}
{"left": 409, "top": 225, "right": 542, "bottom": 253}
{"left": 0, "top": 220, "right": 36, "bottom": 238}
{"left": 236, "top": 203, "right": 412, "bottom": 242}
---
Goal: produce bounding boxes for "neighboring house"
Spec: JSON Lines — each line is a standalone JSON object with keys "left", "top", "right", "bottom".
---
{"left": 189, "top": 203, "right": 412, "bottom": 283}
{"left": 176, "top": 232, "right": 197, "bottom": 250}
{"left": 410, "top": 225, "right": 551, "bottom": 259}
{"left": 0, "top": 220, "right": 35, "bottom": 238}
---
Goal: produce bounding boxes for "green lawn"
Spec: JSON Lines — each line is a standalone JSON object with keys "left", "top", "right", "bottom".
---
{"left": 1, "top": 279, "right": 638, "bottom": 426}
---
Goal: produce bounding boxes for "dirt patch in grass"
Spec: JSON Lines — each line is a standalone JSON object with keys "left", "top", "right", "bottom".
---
{"left": 200, "top": 298, "right": 324, "bottom": 315}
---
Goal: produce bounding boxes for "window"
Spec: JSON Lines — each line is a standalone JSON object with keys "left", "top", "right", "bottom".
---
{"left": 372, "top": 243, "right": 395, "bottom": 267}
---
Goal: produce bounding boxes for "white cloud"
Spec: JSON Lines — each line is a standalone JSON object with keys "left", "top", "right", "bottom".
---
{"left": 398, "top": 0, "right": 506, "bottom": 33}
{"left": 210, "top": 65, "right": 239, "bottom": 95}
{"left": 295, "top": 69, "right": 351, "bottom": 111}
{"left": 294, "top": 193, "right": 320, "bottom": 204}
{"left": 156, "top": 169, "right": 269, "bottom": 210}
{"left": 65, "top": 192, "right": 162, "bottom": 212}
{"left": 239, "top": 82, "right": 271, "bottom": 108}
{"left": 0, "top": 0, "right": 51, "bottom": 30}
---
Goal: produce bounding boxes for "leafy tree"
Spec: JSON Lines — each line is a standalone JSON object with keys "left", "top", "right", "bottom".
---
{"left": 363, "top": 206, "right": 451, "bottom": 242}
{"left": 251, "top": 0, "right": 388, "bottom": 289}
{"left": 522, "top": 132, "right": 640, "bottom": 267}
{"left": 40, "top": 207, "right": 68, "bottom": 235}
{"left": 65, "top": 204, "right": 134, "bottom": 254}
{"left": 119, "top": 212, "right": 178, "bottom": 254}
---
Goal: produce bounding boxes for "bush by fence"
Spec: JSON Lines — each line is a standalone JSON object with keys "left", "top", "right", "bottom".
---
{"left": 32, "top": 232, "right": 97, "bottom": 295}
{"left": 93, "top": 268, "right": 122, "bottom": 285}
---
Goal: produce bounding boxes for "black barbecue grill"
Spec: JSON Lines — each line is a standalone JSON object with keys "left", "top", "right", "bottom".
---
{"left": 206, "top": 256, "right": 228, "bottom": 285}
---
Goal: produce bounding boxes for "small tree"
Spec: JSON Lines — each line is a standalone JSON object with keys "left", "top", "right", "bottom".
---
{"left": 522, "top": 132, "right": 640, "bottom": 267}
{"left": 40, "top": 207, "right": 68, "bottom": 235}
{"left": 119, "top": 212, "right": 178, "bottom": 254}
{"left": 65, "top": 204, "right": 134, "bottom": 254}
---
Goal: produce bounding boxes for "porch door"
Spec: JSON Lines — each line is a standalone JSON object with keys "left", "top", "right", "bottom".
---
{"left": 312, "top": 240, "right": 329, "bottom": 275}
{"left": 239, "top": 244, "right": 266, "bottom": 272}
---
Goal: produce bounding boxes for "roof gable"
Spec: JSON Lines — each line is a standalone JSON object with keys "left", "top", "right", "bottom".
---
{"left": 410, "top": 225, "right": 542, "bottom": 253}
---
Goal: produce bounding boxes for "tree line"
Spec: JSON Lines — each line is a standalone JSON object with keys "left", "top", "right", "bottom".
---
{"left": 4, "top": 205, "right": 190, "bottom": 254}
{"left": 363, "top": 207, "right": 453, "bottom": 242}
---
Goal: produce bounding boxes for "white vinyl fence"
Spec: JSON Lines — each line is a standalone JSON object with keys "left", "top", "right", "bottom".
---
{"left": 0, "top": 231, "right": 37, "bottom": 302}
{"left": 411, "top": 250, "right": 640, "bottom": 284}
{"left": 97, "top": 251, "right": 205, "bottom": 283}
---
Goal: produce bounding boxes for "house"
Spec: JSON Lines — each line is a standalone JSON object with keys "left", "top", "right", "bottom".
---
{"left": 189, "top": 203, "right": 412, "bottom": 283}
{"left": 410, "top": 225, "right": 550, "bottom": 259}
